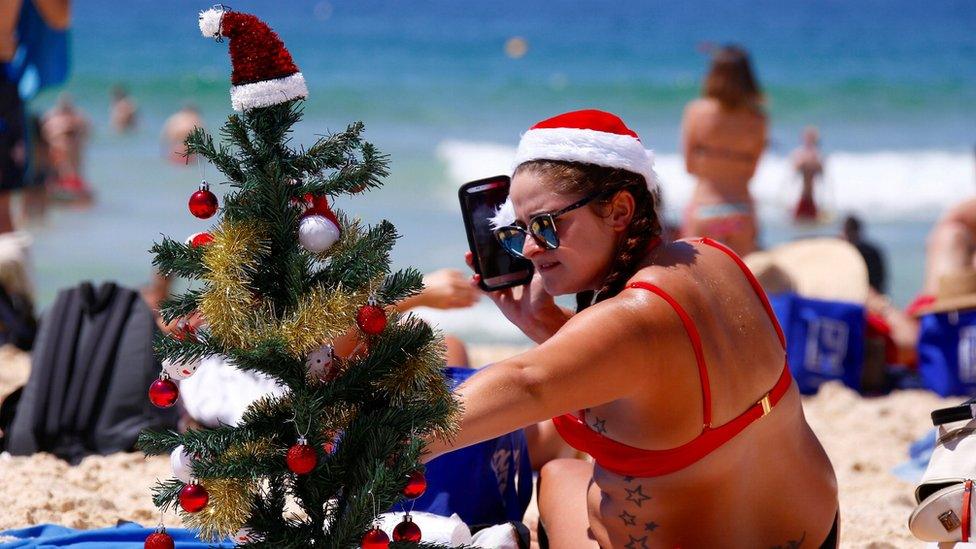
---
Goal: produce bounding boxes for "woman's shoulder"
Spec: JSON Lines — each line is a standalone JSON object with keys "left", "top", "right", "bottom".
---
{"left": 624, "top": 239, "right": 736, "bottom": 298}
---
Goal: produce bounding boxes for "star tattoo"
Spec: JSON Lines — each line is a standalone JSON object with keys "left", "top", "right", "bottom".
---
{"left": 591, "top": 416, "right": 608, "bottom": 434}
{"left": 625, "top": 485, "right": 651, "bottom": 507}
{"left": 619, "top": 510, "right": 636, "bottom": 526}
{"left": 645, "top": 521, "right": 658, "bottom": 532}
{"left": 624, "top": 534, "right": 649, "bottom": 549}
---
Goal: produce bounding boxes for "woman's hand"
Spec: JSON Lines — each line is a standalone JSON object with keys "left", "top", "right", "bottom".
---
{"left": 465, "top": 252, "right": 572, "bottom": 343}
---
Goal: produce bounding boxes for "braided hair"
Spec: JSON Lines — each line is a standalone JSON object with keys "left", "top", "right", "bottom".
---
{"left": 514, "top": 160, "right": 663, "bottom": 312}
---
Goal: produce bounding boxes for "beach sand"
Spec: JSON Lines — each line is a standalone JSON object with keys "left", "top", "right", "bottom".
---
{"left": 0, "top": 344, "right": 955, "bottom": 546}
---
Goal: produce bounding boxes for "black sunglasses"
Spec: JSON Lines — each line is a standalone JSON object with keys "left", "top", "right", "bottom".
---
{"left": 494, "top": 190, "right": 611, "bottom": 259}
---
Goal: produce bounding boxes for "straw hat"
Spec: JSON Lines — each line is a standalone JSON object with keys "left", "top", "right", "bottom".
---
{"left": 912, "top": 269, "right": 976, "bottom": 315}
{"left": 743, "top": 238, "right": 869, "bottom": 304}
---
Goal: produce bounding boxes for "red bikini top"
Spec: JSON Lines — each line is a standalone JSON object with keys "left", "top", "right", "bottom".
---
{"left": 552, "top": 237, "right": 792, "bottom": 478}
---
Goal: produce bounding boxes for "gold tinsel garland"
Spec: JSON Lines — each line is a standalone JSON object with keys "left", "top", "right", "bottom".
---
{"left": 183, "top": 477, "right": 257, "bottom": 541}
{"left": 197, "top": 220, "right": 377, "bottom": 358}
{"left": 198, "top": 220, "right": 269, "bottom": 349}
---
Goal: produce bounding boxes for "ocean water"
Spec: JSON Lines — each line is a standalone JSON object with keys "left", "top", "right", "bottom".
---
{"left": 21, "top": 0, "right": 976, "bottom": 343}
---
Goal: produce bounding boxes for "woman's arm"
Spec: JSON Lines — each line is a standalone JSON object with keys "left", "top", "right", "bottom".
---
{"left": 424, "top": 293, "right": 659, "bottom": 461}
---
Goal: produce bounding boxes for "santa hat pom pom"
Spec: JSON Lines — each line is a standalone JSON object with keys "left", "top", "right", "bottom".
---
{"left": 199, "top": 8, "right": 224, "bottom": 38}
{"left": 489, "top": 197, "right": 516, "bottom": 229}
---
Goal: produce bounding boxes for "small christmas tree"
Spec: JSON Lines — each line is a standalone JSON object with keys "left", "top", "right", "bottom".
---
{"left": 137, "top": 8, "right": 460, "bottom": 548}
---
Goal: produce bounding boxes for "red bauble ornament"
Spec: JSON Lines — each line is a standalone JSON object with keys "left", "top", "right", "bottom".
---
{"left": 286, "top": 437, "right": 318, "bottom": 474}
{"left": 179, "top": 481, "right": 209, "bottom": 513}
{"left": 144, "top": 530, "right": 175, "bottom": 549}
{"left": 356, "top": 304, "right": 387, "bottom": 335}
{"left": 360, "top": 527, "right": 390, "bottom": 549}
{"left": 402, "top": 470, "right": 427, "bottom": 499}
{"left": 190, "top": 232, "right": 214, "bottom": 248}
{"left": 188, "top": 182, "right": 219, "bottom": 219}
{"left": 148, "top": 375, "right": 179, "bottom": 408}
{"left": 393, "top": 515, "right": 422, "bottom": 542}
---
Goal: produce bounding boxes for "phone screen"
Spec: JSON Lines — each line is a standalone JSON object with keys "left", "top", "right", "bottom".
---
{"left": 459, "top": 176, "right": 533, "bottom": 291}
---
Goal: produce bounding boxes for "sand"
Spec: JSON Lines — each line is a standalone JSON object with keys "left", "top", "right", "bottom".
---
{"left": 0, "top": 344, "right": 958, "bottom": 546}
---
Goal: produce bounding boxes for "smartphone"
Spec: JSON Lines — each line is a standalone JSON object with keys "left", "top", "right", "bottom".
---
{"left": 459, "top": 175, "right": 533, "bottom": 291}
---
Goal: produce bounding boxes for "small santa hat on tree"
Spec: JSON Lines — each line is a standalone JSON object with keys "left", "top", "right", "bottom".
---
{"left": 199, "top": 7, "right": 308, "bottom": 111}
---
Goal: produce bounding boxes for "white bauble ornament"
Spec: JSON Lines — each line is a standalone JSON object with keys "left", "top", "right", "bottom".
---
{"left": 170, "top": 445, "right": 194, "bottom": 483}
{"left": 232, "top": 527, "right": 257, "bottom": 543}
{"left": 163, "top": 358, "right": 199, "bottom": 381}
{"left": 305, "top": 344, "right": 334, "bottom": 381}
{"left": 298, "top": 214, "right": 341, "bottom": 253}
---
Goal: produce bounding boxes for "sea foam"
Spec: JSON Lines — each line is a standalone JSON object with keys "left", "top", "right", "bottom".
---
{"left": 437, "top": 140, "right": 976, "bottom": 223}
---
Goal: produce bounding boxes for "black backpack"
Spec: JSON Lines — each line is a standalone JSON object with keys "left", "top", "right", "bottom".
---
{"left": 2, "top": 282, "right": 178, "bottom": 463}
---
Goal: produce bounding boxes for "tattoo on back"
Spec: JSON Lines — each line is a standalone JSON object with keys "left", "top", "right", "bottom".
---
{"left": 769, "top": 532, "right": 806, "bottom": 549}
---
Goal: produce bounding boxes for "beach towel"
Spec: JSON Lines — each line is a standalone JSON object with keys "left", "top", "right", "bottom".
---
{"left": 0, "top": 523, "right": 215, "bottom": 548}
{"left": 917, "top": 310, "right": 976, "bottom": 397}
{"left": 3, "top": 282, "right": 177, "bottom": 463}
{"left": 768, "top": 292, "right": 866, "bottom": 394}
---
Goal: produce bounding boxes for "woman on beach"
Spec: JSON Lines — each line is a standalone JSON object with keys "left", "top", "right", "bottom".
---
{"left": 681, "top": 45, "right": 767, "bottom": 256}
{"left": 425, "top": 110, "right": 838, "bottom": 547}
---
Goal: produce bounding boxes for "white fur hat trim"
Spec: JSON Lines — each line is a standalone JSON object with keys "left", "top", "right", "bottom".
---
{"left": 230, "top": 72, "right": 309, "bottom": 112}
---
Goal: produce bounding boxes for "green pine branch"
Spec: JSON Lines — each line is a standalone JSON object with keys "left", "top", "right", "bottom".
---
{"left": 150, "top": 237, "right": 206, "bottom": 280}
{"left": 158, "top": 288, "right": 204, "bottom": 324}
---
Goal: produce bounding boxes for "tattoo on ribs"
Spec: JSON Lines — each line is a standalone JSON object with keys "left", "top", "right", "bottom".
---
{"left": 625, "top": 485, "right": 651, "bottom": 507}
{"left": 644, "top": 521, "right": 658, "bottom": 532}
{"left": 619, "top": 510, "right": 637, "bottom": 526}
{"left": 624, "top": 534, "right": 649, "bottom": 549}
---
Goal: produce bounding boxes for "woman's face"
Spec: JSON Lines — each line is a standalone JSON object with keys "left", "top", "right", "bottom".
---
{"left": 508, "top": 170, "right": 621, "bottom": 296}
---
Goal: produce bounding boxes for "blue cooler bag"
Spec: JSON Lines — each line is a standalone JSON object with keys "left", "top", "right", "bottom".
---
{"left": 405, "top": 366, "right": 532, "bottom": 527}
{"left": 917, "top": 310, "right": 976, "bottom": 397}
{"left": 769, "top": 292, "right": 865, "bottom": 395}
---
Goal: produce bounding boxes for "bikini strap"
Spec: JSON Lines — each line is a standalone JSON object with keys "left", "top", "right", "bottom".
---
{"left": 698, "top": 238, "right": 786, "bottom": 349}
{"left": 627, "top": 281, "right": 712, "bottom": 428}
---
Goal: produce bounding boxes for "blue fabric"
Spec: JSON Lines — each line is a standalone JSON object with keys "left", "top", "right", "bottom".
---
{"left": 768, "top": 292, "right": 866, "bottom": 395}
{"left": 0, "top": 523, "right": 225, "bottom": 548}
{"left": 9, "top": 0, "right": 70, "bottom": 100}
{"left": 917, "top": 310, "right": 976, "bottom": 397}
{"left": 404, "top": 366, "right": 532, "bottom": 526}
{"left": 891, "top": 428, "right": 937, "bottom": 484}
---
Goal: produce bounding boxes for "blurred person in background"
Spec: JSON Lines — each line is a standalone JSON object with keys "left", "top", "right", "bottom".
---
{"left": 0, "top": 0, "right": 70, "bottom": 232}
{"left": 109, "top": 84, "right": 137, "bottom": 133}
{"left": 161, "top": 103, "right": 202, "bottom": 165}
{"left": 43, "top": 93, "right": 91, "bottom": 205}
{"left": 792, "top": 126, "right": 824, "bottom": 223}
{"left": 681, "top": 45, "right": 767, "bottom": 256}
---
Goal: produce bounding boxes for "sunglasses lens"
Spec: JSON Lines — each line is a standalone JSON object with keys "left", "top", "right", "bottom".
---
{"left": 531, "top": 216, "right": 559, "bottom": 249}
{"left": 495, "top": 227, "right": 526, "bottom": 258}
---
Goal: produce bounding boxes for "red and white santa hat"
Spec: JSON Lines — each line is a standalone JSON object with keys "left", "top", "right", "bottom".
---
{"left": 490, "top": 109, "right": 656, "bottom": 227}
{"left": 199, "top": 8, "right": 309, "bottom": 111}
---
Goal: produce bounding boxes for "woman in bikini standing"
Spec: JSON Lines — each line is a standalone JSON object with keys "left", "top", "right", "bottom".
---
{"left": 424, "top": 110, "right": 838, "bottom": 547}
{"left": 681, "top": 45, "right": 767, "bottom": 256}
